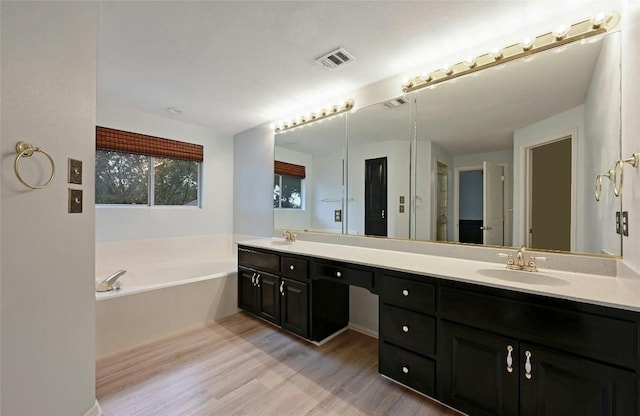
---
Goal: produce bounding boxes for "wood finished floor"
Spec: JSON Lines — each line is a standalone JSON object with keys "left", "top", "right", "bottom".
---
{"left": 96, "top": 312, "right": 461, "bottom": 416}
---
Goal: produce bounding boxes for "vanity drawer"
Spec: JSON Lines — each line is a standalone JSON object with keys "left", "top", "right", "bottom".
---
{"left": 310, "top": 261, "right": 374, "bottom": 290}
{"left": 380, "top": 304, "right": 435, "bottom": 355}
{"left": 382, "top": 275, "right": 435, "bottom": 314}
{"left": 238, "top": 248, "right": 280, "bottom": 273}
{"left": 440, "top": 286, "right": 638, "bottom": 369}
{"left": 280, "top": 256, "right": 308, "bottom": 280}
{"left": 379, "top": 341, "right": 435, "bottom": 397}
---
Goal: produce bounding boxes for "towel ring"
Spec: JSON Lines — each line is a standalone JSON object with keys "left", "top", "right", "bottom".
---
{"left": 595, "top": 169, "right": 614, "bottom": 202}
{"left": 613, "top": 153, "right": 640, "bottom": 198}
{"left": 14, "top": 141, "right": 55, "bottom": 189}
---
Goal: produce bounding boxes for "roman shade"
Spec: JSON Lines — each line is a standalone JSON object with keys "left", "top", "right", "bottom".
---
{"left": 274, "top": 160, "right": 306, "bottom": 179}
{"left": 96, "top": 126, "right": 203, "bottom": 162}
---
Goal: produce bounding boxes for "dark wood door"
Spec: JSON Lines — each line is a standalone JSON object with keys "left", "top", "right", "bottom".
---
{"left": 280, "top": 278, "right": 308, "bottom": 338}
{"left": 258, "top": 273, "right": 280, "bottom": 324}
{"left": 365, "top": 157, "right": 387, "bottom": 236}
{"left": 519, "top": 344, "right": 636, "bottom": 416}
{"left": 238, "top": 268, "right": 259, "bottom": 314}
{"left": 439, "top": 321, "right": 519, "bottom": 416}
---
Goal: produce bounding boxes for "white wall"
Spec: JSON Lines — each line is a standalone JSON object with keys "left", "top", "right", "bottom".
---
{"left": 311, "top": 151, "right": 344, "bottom": 233}
{"left": 621, "top": 1, "right": 640, "bottom": 276}
{"left": 1, "top": 3, "right": 98, "bottom": 415}
{"left": 584, "top": 32, "right": 623, "bottom": 256}
{"left": 273, "top": 146, "right": 313, "bottom": 231}
{"left": 234, "top": 124, "right": 275, "bottom": 240}
{"left": 96, "top": 104, "right": 234, "bottom": 244}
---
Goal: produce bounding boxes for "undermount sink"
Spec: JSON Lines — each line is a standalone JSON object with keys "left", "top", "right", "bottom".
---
{"left": 476, "top": 268, "right": 569, "bottom": 286}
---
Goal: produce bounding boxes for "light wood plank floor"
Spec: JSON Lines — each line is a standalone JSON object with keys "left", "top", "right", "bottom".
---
{"left": 97, "top": 312, "right": 461, "bottom": 416}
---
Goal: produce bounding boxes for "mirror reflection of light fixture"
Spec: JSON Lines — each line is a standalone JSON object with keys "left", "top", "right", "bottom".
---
{"left": 274, "top": 99, "right": 354, "bottom": 133}
{"left": 401, "top": 11, "right": 619, "bottom": 94}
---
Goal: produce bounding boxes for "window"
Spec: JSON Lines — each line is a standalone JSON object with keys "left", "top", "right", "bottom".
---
{"left": 274, "top": 160, "right": 306, "bottom": 209}
{"left": 274, "top": 174, "right": 302, "bottom": 208}
{"left": 95, "top": 127, "right": 203, "bottom": 206}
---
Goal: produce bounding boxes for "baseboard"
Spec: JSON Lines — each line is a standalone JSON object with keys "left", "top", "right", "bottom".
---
{"left": 348, "top": 322, "right": 379, "bottom": 339}
{"left": 84, "top": 400, "right": 103, "bottom": 416}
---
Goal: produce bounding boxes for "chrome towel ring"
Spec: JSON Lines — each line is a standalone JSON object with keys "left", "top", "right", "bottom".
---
{"left": 14, "top": 141, "right": 55, "bottom": 189}
{"left": 613, "top": 153, "right": 639, "bottom": 197}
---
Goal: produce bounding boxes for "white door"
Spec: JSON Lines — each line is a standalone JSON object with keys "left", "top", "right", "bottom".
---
{"left": 483, "top": 161, "right": 503, "bottom": 246}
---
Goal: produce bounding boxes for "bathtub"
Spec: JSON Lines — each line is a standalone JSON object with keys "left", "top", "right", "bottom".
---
{"left": 96, "top": 255, "right": 239, "bottom": 358}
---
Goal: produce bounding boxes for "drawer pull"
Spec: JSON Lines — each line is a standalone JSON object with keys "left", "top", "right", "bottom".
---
{"left": 525, "top": 350, "right": 532, "bottom": 379}
{"left": 402, "top": 289, "right": 409, "bottom": 296}
{"left": 402, "top": 366, "right": 409, "bottom": 374}
{"left": 279, "top": 281, "right": 285, "bottom": 296}
{"left": 289, "top": 265, "right": 295, "bottom": 270}
{"left": 336, "top": 271, "right": 342, "bottom": 278}
{"left": 402, "top": 325, "right": 409, "bottom": 333}
{"left": 506, "top": 345, "right": 513, "bottom": 373}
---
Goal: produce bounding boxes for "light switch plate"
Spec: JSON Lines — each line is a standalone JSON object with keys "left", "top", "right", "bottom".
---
{"left": 399, "top": 205, "right": 405, "bottom": 213}
{"left": 399, "top": 196, "right": 405, "bottom": 204}
{"left": 68, "top": 189, "right": 83, "bottom": 213}
{"left": 622, "top": 211, "right": 629, "bottom": 236}
{"left": 616, "top": 211, "right": 621, "bottom": 235}
{"left": 334, "top": 209, "right": 342, "bottom": 222}
{"left": 68, "top": 158, "right": 82, "bottom": 184}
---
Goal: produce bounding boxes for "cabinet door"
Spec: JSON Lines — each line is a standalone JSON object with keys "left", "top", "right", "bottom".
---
{"left": 280, "top": 277, "right": 309, "bottom": 338}
{"left": 439, "top": 321, "right": 519, "bottom": 416}
{"left": 238, "top": 269, "right": 259, "bottom": 314}
{"left": 258, "top": 273, "right": 280, "bottom": 324}
{"left": 519, "top": 345, "right": 636, "bottom": 416}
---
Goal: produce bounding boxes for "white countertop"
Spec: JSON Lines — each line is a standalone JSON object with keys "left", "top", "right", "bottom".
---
{"left": 239, "top": 238, "right": 640, "bottom": 313}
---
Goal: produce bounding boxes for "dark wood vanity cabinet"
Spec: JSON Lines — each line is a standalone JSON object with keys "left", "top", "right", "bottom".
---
{"left": 437, "top": 284, "right": 638, "bottom": 416}
{"left": 240, "top": 245, "right": 640, "bottom": 415}
{"left": 237, "top": 246, "right": 349, "bottom": 342}
{"left": 238, "top": 247, "right": 310, "bottom": 338}
{"left": 379, "top": 272, "right": 639, "bottom": 416}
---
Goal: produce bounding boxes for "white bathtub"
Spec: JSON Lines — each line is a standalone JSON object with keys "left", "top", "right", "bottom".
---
{"left": 96, "top": 255, "right": 239, "bottom": 358}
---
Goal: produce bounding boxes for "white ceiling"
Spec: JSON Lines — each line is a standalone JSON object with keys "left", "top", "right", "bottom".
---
{"left": 97, "top": 1, "right": 621, "bottom": 137}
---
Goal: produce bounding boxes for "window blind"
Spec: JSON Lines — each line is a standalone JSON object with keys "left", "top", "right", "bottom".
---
{"left": 96, "top": 126, "right": 203, "bottom": 162}
{"left": 274, "top": 160, "right": 306, "bottom": 179}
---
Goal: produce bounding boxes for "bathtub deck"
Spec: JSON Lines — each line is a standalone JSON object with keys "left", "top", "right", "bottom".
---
{"left": 96, "top": 312, "right": 460, "bottom": 416}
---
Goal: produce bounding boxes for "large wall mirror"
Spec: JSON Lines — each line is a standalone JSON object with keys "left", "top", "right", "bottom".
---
{"left": 274, "top": 30, "right": 622, "bottom": 257}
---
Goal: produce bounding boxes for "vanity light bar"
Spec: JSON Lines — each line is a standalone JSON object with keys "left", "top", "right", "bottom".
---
{"left": 401, "top": 11, "right": 619, "bottom": 94}
{"left": 274, "top": 99, "right": 355, "bottom": 133}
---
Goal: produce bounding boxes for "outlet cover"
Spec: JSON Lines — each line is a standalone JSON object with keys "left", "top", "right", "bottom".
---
{"left": 334, "top": 209, "right": 342, "bottom": 222}
{"left": 68, "top": 158, "right": 82, "bottom": 184}
{"left": 68, "top": 189, "right": 83, "bottom": 213}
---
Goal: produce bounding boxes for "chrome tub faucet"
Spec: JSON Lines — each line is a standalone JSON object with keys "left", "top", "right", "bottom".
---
{"left": 96, "top": 270, "right": 126, "bottom": 292}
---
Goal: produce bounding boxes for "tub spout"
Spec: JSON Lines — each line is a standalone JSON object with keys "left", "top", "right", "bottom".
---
{"left": 96, "top": 270, "right": 126, "bottom": 292}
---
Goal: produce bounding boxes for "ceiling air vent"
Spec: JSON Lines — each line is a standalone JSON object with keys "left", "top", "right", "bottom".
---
{"left": 315, "top": 47, "right": 355, "bottom": 69}
{"left": 383, "top": 97, "right": 409, "bottom": 109}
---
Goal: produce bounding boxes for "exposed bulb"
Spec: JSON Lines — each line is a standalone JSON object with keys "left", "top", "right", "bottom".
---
{"left": 442, "top": 64, "right": 453, "bottom": 75}
{"left": 591, "top": 11, "right": 609, "bottom": 28}
{"left": 464, "top": 55, "right": 477, "bottom": 68}
{"left": 521, "top": 36, "right": 534, "bottom": 51}
{"left": 553, "top": 24, "right": 570, "bottom": 40}
{"left": 490, "top": 47, "right": 503, "bottom": 60}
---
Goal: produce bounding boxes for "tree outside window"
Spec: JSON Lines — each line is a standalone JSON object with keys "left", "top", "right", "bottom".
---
{"left": 274, "top": 174, "right": 302, "bottom": 209}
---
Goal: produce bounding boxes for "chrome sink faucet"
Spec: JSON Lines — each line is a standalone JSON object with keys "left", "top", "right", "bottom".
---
{"left": 96, "top": 270, "right": 126, "bottom": 292}
{"left": 499, "top": 247, "right": 546, "bottom": 272}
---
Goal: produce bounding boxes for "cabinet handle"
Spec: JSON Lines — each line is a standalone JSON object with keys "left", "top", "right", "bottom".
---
{"left": 289, "top": 265, "right": 295, "bottom": 270}
{"left": 336, "top": 271, "right": 342, "bottom": 278}
{"left": 279, "top": 281, "right": 285, "bottom": 296}
{"left": 251, "top": 273, "right": 256, "bottom": 286}
{"left": 402, "top": 366, "right": 409, "bottom": 374}
{"left": 402, "top": 325, "right": 409, "bottom": 333}
{"left": 256, "top": 274, "right": 261, "bottom": 288}
{"left": 506, "top": 345, "right": 513, "bottom": 373}
{"left": 402, "top": 289, "right": 409, "bottom": 297}
{"left": 524, "top": 350, "right": 532, "bottom": 379}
